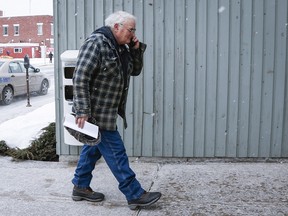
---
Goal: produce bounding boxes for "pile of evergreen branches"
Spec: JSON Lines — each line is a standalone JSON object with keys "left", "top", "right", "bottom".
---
{"left": 0, "top": 122, "right": 58, "bottom": 161}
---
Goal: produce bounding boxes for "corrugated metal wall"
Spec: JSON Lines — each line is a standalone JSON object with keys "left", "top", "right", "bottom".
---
{"left": 54, "top": 0, "right": 288, "bottom": 158}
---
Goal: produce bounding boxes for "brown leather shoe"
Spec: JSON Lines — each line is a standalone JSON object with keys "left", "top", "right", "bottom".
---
{"left": 128, "top": 191, "right": 162, "bottom": 210}
{"left": 72, "top": 186, "right": 104, "bottom": 202}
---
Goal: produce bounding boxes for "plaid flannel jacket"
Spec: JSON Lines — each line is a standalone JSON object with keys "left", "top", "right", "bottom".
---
{"left": 72, "top": 32, "right": 146, "bottom": 130}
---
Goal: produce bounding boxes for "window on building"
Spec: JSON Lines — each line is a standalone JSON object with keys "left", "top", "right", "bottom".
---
{"left": 50, "top": 38, "right": 54, "bottom": 48}
{"left": 14, "top": 48, "right": 22, "bottom": 53}
{"left": 3, "top": 25, "right": 8, "bottom": 36}
{"left": 14, "top": 24, "right": 19, "bottom": 36}
{"left": 50, "top": 23, "right": 53, "bottom": 35}
{"left": 0, "top": 48, "right": 3, "bottom": 54}
{"left": 37, "top": 23, "right": 43, "bottom": 35}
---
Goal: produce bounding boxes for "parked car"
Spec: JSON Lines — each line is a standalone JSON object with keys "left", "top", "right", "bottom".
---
{"left": 0, "top": 59, "right": 49, "bottom": 105}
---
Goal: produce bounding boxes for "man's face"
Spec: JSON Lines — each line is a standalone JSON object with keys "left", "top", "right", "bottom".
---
{"left": 114, "top": 19, "right": 136, "bottom": 45}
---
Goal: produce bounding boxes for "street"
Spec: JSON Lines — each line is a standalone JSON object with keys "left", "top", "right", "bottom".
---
{"left": 0, "top": 61, "right": 55, "bottom": 123}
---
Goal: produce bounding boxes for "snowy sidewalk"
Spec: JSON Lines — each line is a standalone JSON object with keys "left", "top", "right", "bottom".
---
{"left": 0, "top": 156, "right": 287, "bottom": 216}
{"left": 29, "top": 57, "right": 54, "bottom": 67}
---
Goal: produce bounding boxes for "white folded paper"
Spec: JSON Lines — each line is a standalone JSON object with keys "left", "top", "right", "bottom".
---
{"left": 63, "top": 114, "right": 99, "bottom": 138}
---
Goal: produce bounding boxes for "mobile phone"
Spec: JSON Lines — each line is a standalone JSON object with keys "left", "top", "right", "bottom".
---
{"left": 128, "top": 39, "right": 136, "bottom": 48}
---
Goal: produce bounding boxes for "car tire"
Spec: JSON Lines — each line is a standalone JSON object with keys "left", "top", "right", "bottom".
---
{"left": 38, "top": 79, "right": 49, "bottom": 95}
{"left": 1, "top": 86, "right": 14, "bottom": 105}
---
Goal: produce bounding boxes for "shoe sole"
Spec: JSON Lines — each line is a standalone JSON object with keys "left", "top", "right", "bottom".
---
{"left": 72, "top": 195, "right": 104, "bottom": 202}
{"left": 128, "top": 195, "right": 161, "bottom": 210}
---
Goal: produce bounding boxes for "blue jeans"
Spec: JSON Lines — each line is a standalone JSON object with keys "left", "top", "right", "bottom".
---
{"left": 72, "top": 129, "right": 145, "bottom": 201}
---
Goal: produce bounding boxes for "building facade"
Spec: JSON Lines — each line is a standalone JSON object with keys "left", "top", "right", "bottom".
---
{"left": 0, "top": 43, "right": 40, "bottom": 58}
{"left": 0, "top": 14, "right": 53, "bottom": 58}
{"left": 54, "top": 0, "right": 288, "bottom": 158}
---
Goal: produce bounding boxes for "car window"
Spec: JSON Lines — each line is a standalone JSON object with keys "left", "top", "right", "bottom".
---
{"left": 0, "top": 61, "right": 4, "bottom": 67}
{"left": 19, "top": 62, "right": 26, "bottom": 72}
{"left": 9, "top": 62, "right": 23, "bottom": 73}
{"left": 19, "top": 62, "right": 35, "bottom": 73}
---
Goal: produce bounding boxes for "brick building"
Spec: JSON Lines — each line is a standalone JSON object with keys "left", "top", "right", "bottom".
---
{"left": 0, "top": 13, "right": 53, "bottom": 58}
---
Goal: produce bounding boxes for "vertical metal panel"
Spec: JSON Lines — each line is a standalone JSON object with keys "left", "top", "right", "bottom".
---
{"left": 54, "top": 0, "right": 61, "bottom": 155}
{"left": 248, "top": 0, "right": 263, "bottom": 157}
{"left": 227, "top": 0, "right": 240, "bottom": 157}
{"left": 142, "top": 0, "right": 154, "bottom": 156}
{"left": 259, "top": 0, "right": 276, "bottom": 157}
{"left": 216, "top": 0, "right": 230, "bottom": 156}
{"left": 153, "top": 0, "right": 165, "bottom": 156}
{"left": 205, "top": 0, "right": 218, "bottom": 157}
{"left": 283, "top": 22, "right": 288, "bottom": 157}
{"left": 104, "top": 0, "right": 114, "bottom": 15}
{"left": 84, "top": 0, "right": 96, "bottom": 37}
{"left": 183, "top": 0, "right": 196, "bottom": 157}
{"left": 173, "top": 0, "right": 186, "bottom": 156}
{"left": 54, "top": 0, "right": 288, "bottom": 158}
{"left": 238, "top": 0, "right": 252, "bottom": 157}
{"left": 66, "top": 1, "right": 77, "bottom": 48}
{"left": 132, "top": 0, "right": 144, "bottom": 156}
{"left": 75, "top": 1, "right": 85, "bottom": 48}
{"left": 94, "top": 0, "right": 105, "bottom": 29}
{"left": 194, "top": 0, "right": 207, "bottom": 157}
{"left": 271, "top": 0, "right": 287, "bottom": 157}
{"left": 163, "top": 0, "right": 175, "bottom": 157}
{"left": 173, "top": 0, "right": 186, "bottom": 157}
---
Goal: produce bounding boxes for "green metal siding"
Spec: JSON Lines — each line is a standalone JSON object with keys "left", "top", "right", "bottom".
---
{"left": 54, "top": 0, "right": 288, "bottom": 158}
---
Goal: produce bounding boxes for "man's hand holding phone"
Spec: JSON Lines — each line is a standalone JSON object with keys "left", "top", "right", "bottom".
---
{"left": 129, "top": 36, "right": 140, "bottom": 49}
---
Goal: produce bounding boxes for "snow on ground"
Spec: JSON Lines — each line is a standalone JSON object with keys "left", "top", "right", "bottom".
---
{"left": 0, "top": 102, "right": 55, "bottom": 149}
{"left": 0, "top": 58, "right": 55, "bottom": 149}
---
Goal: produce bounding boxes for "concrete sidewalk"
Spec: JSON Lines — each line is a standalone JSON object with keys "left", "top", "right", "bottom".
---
{"left": 0, "top": 156, "right": 287, "bottom": 216}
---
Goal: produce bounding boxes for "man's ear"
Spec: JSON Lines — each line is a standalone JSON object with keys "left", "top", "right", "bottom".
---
{"left": 114, "top": 23, "right": 120, "bottom": 30}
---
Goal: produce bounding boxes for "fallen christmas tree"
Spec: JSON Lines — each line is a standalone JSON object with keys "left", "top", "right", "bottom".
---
{"left": 0, "top": 122, "right": 58, "bottom": 161}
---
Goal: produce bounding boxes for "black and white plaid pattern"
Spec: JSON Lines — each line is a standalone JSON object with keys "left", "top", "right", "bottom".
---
{"left": 73, "top": 30, "right": 146, "bottom": 130}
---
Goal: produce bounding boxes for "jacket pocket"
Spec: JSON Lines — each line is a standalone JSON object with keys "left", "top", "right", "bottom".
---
{"left": 101, "top": 56, "right": 121, "bottom": 78}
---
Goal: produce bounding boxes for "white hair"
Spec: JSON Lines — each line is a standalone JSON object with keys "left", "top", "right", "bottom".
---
{"left": 105, "top": 11, "right": 136, "bottom": 27}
